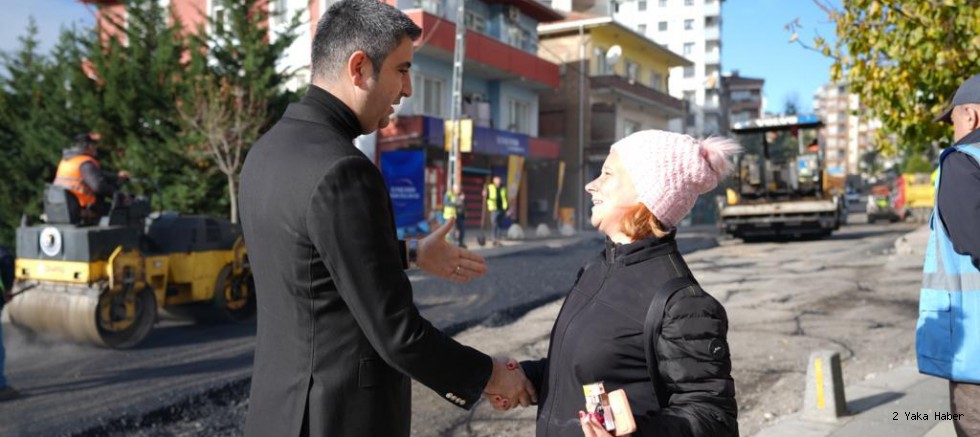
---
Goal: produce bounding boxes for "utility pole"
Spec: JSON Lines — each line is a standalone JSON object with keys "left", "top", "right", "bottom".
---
{"left": 446, "top": 0, "right": 467, "bottom": 196}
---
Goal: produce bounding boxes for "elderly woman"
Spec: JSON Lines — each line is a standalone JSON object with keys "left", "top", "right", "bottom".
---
{"left": 492, "top": 130, "right": 740, "bottom": 436}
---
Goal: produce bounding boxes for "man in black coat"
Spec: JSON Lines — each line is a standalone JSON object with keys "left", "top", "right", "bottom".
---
{"left": 238, "top": 1, "right": 532, "bottom": 436}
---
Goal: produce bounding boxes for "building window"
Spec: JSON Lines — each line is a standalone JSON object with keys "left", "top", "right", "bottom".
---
{"left": 507, "top": 25, "right": 529, "bottom": 50}
{"left": 683, "top": 65, "right": 695, "bottom": 78}
{"left": 705, "top": 64, "right": 719, "bottom": 78}
{"left": 625, "top": 60, "right": 639, "bottom": 82}
{"left": 683, "top": 42, "right": 694, "bottom": 55}
{"left": 464, "top": 11, "right": 486, "bottom": 33}
{"left": 413, "top": 74, "right": 445, "bottom": 117}
{"left": 650, "top": 72, "right": 664, "bottom": 90}
{"left": 508, "top": 99, "right": 531, "bottom": 134}
{"left": 658, "top": 21, "right": 668, "bottom": 31}
{"left": 273, "top": 0, "right": 289, "bottom": 26}
{"left": 638, "top": 24, "right": 646, "bottom": 34}
{"left": 594, "top": 47, "right": 613, "bottom": 75}
{"left": 683, "top": 90, "right": 696, "bottom": 103}
{"left": 659, "top": 0, "right": 667, "bottom": 6}
{"left": 705, "top": 16, "right": 719, "bottom": 27}
{"left": 624, "top": 119, "right": 642, "bottom": 137}
{"left": 684, "top": 0, "right": 694, "bottom": 5}
{"left": 414, "top": 0, "right": 443, "bottom": 15}
{"left": 638, "top": 0, "right": 647, "bottom": 10}
{"left": 684, "top": 19, "right": 693, "bottom": 30}
{"left": 208, "top": 0, "right": 241, "bottom": 59}
{"left": 210, "top": 1, "right": 229, "bottom": 30}
{"left": 705, "top": 88, "right": 719, "bottom": 107}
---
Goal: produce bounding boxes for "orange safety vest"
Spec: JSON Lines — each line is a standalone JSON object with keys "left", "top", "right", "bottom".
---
{"left": 54, "top": 154, "right": 99, "bottom": 208}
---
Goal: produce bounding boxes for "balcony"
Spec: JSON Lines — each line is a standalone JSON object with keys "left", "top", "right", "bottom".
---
{"left": 406, "top": 10, "right": 559, "bottom": 89}
{"left": 589, "top": 75, "right": 685, "bottom": 117}
{"left": 704, "top": 26, "right": 720, "bottom": 42}
{"left": 704, "top": 0, "right": 721, "bottom": 17}
{"left": 702, "top": 93, "right": 722, "bottom": 110}
{"left": 729, "top": 100, "right": 761, "bottom": 113}
{"left": 704, "top": 49, "right": 720, "bottom": 65}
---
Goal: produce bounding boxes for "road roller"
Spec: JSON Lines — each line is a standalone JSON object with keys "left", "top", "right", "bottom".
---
{"left": 6, "top": 185, "right": 255, "bottom": 349}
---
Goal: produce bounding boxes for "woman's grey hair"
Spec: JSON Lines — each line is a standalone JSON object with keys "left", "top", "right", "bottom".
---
{"left": 311, "top": 0, "right": 422, "bottom": 80}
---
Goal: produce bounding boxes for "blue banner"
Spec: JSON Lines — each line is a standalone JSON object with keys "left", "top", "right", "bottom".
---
{"left": 381, "top": 150, "right": 426, "bottom": 229}
{"left": 473, "top": 126, "right": 528, "bottom": 157}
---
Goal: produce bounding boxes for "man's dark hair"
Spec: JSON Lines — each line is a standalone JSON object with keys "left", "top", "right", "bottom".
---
{"left": 311, "top": 0, "right": 422, "bottom": 80}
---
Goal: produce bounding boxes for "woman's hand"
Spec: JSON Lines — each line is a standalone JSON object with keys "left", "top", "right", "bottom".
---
{"left": 579, "top": 411, "right": 628, "bottom": 437}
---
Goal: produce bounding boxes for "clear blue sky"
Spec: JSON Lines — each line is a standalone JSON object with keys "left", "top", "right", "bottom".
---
{"left": 5, "top": 0, "right": 838, "bottom": 114}
{"left": 0, "top": 1, "right": 94, "bottom": 55}
{"left": 722, "top": 0, "right": 839, "bottom": 114}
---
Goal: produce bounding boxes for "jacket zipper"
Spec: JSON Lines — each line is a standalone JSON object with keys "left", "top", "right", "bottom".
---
{"left": 543, "top": 252, "right": 616, "bottom": 436}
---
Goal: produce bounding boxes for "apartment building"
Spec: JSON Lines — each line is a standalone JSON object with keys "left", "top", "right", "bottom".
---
{"left": 537, "top": 12, "right": 689, "bottom": 228}
{"left": 80, "top": 0, "right": 565, "bottom": 232}
{"left": 721, "top": 71, "right": 763, "bottom": 127}
{"left": 378, "top": 0, "right": 564, "bottom": 230}
{"left": 606, "top": 0, "right": 725, "bottom": 137}
{"left": 813, "top": 82, "right": 879, "bottom": 178}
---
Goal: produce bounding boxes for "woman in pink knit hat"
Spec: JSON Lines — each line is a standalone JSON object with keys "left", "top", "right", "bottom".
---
{"left": 489, "top": 130, "right": 741, "bottom": 437}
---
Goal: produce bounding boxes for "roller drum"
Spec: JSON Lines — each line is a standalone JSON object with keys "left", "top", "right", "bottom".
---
{"left": 7, "top": 282, "right": 157, "bottom": 349}
{"left": 7, "top": 284, "right": 103, "bottom": 345}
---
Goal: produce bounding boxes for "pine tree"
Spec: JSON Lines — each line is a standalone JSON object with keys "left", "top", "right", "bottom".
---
{"left": 0, "top": 19, "right": 90, "bottom": 246}
{"left": 178, "top": 0, "right": 303, "bottom": 222}
{"left": 80, "top": 0, "right": 214, "bottom": 214}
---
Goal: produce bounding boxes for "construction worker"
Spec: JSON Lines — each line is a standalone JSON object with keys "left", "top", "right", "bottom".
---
{"left": 918, "top": 73, "right": 980, "bottom": 436}
{"left": 443, "top": 183, "right": 467, "bottom": 248}
{"left": 483, "top": 175, "right": 507, "bottom": 247}
{"left": 53, "top": 133, "right": 130, "bottom": 218}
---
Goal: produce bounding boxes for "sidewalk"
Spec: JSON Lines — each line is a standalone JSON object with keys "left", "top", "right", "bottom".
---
{"left": 756, "top": 225, "right": 959, "bottom": 437}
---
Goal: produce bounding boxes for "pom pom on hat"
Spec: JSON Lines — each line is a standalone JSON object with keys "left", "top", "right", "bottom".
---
{"left": 610, "top": 130, "right": 741, "bottom": 228}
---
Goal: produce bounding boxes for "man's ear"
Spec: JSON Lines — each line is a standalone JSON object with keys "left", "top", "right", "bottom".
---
{"left": 347, "top": 50, "right": 373, "bottom": 88}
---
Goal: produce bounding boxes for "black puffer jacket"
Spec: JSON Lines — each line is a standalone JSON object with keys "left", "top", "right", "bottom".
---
{"left": 522, "top": 234, "right": 738, "bottom": 436}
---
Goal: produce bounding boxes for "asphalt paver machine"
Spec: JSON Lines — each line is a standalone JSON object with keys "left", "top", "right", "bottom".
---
{"left": 719, "top": 115, "right": 847, "bottom": 240}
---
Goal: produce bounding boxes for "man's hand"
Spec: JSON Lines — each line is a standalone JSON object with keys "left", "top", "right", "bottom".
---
{"left": 417, "top": 217, "right": 487, "bottom": 283}
{"left": 484, "top": 357, "right": 536, "bottom": 410}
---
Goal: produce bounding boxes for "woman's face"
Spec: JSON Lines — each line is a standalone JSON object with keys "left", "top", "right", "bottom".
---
{"left": 585, "top": 150, "right": 638, "bottom": 241}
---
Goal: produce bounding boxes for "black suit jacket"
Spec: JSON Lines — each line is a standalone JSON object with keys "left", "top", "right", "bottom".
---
{"left": 239, "top": 86, "right": 492, "bottom": 437}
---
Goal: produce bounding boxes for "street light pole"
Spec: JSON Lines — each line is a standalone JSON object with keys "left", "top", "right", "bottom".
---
{"left": 447, "top": 0, "right": 467, "bottom": 197}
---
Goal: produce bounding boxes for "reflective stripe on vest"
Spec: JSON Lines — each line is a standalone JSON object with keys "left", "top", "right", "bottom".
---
{"left": 486, "top": 184, "right": 507, "bottom": 211}
{"left": 916, "top": 143, "right": 980, "bottom": 383}
{"left": 53, "top": 154, "right": 98, "bottom": 208}
{"left": 443, "top": 192, "right": 457, "bottom": 219}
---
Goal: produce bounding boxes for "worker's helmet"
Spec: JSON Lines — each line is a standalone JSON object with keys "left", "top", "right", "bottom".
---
{"left": 69, "top": 132, "right": 99, "bottom": 154}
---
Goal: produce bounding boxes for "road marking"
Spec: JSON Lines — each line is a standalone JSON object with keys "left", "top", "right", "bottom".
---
{"left": 815, "top": 358, "right": 825, "bottom": 410}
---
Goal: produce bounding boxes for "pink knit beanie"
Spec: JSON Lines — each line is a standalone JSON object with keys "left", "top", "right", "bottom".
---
{"left": 610, "top": 130, "right": 741, "bottom": 228}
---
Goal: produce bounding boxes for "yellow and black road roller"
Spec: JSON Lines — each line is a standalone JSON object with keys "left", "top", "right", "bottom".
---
{"left": 6, "top": 185, "right": 254, "bottom": 349}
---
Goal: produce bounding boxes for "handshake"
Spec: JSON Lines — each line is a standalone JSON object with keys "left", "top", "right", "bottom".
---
{"left": 483, "top": 357, "right": 536, "bottom": 411}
